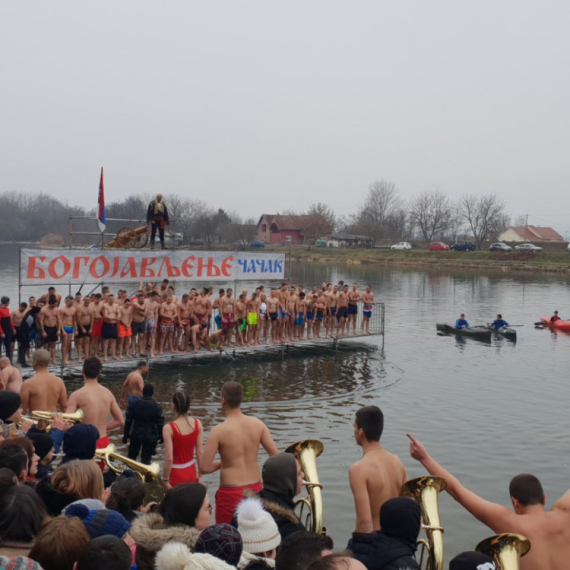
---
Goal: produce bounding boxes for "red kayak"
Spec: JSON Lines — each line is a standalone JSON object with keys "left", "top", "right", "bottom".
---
{"left": 540, "top": 317, "right": 570, "bottom": 332}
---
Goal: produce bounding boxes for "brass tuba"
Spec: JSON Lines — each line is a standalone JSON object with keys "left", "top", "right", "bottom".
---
{"left": 400, "top": 476, "right": 447, "bottom": 570}
{"left": 95, "top": 443, "right": 160, "bottom": 482}
{"left": 285, "top": 439, "right": 325, "bottom": 534}
{"left": 31, "top": 409, "right": 85, "bottom": 424}
{"left": 476, "top": 533, "right": 531, "bottom": 570}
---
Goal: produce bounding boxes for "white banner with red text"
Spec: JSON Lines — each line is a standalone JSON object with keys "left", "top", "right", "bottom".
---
{"left": 20, "top": 249, "right": 285, "bottom": 285}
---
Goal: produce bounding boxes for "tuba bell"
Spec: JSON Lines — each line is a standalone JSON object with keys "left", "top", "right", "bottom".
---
{"left": 476, "top": 533, "right": 531, "bottom": 570}
{"left": 95, "top": 443, "right": 160, "bottom": 482}
{"left": 285, "top": 439, "right": 325, "bottom": 534}
{"left": 400, "top": 476, "right": 447, "bottom": 570}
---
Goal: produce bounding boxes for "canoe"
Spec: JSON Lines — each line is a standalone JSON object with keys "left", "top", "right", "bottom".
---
{"left": 436, "top": 323, "right": 492, "bottom": 339}
{"left": 540, "top": 317, "right": 570, "bottom": 332}
{"left": 492, "top": 326, "right": 517, "bottom": 341}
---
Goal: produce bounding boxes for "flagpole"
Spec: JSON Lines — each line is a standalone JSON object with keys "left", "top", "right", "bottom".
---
{"left": 98, "top": 167, "right": 106, "bottom": 250}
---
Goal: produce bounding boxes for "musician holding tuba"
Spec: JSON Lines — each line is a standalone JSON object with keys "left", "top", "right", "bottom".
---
{"left": 407, "top": 433, "right": 570, "bottom": 570}
{"left": 349, "top": 406, "right": 408, "bottom": 533}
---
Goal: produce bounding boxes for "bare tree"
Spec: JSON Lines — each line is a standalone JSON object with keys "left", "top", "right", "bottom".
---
{"left": 409, "top": 191, "right": 452, "bottom": 242}
{"left": 296, "top": 204, "right": 336, "bottom": 244}
{"left": 353, "top": 180, "right": 402, "bottom": 244}
{"left": 512, "top": 214, "right": 527, "bottom": 227}
{"left": 458, "top": 194, "right": 508, "bottom": 247}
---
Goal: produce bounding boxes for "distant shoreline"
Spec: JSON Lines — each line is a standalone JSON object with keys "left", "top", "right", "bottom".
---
{"left": 285, "top": 248, "right": 570, "bottom": 273}
{"left": 2, "top": 242, "right": 569, "bottom": 273}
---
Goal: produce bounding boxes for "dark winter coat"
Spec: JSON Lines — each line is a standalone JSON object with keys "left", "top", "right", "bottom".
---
{"left": 123, "top": 397, "right": 164, "bottom": 444}
{"left": 350, "top": 531, "right": 420, "bottom": 570}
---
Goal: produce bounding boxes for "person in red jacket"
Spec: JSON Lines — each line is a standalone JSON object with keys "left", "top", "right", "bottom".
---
{"left": 0, "top": 297, "right": 16, "bottom": 362}
{"left": 551, "top": 310, "right": 561, "bottom": 323}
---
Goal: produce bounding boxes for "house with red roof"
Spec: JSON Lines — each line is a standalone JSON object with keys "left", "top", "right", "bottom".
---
{"left": 256, "top": 213, "right": 332, "bottom": 245}
{"left": 498, "top": 225, "right": 566, "bottom": 243}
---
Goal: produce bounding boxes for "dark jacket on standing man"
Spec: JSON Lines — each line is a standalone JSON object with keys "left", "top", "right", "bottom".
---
{"left": 350, "top": 497, "right": 421, "bottom": 570}
{"left": 124, "top": 396, "right": 164, "bottom": 444}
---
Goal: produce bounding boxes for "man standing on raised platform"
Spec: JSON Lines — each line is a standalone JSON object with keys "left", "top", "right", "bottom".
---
{"left": 200, "top": 380, "right": 279, "bottom": 524}
{"left": 147, "top": 194, "right": 170, "bottom": 249}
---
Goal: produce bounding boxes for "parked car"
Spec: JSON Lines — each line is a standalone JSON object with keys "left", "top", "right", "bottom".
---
{"left": 514, "top": 243, "right": 543, "bottom": 252}
{"left": 489, "top": 242, "right": 512, "bottom": 252}
{"left": 450, "top": 241, "right": 476, "bottom": 251}
{"left": 567, "top": 243, "right": 570, "bottom": 254}
{"left": 391, "top": 242, "right": 412, "bottom": 250}
{"left": 316, "top": 239, "right": 328, "bottom": 248}
{"left": 250, "top": 240, "right": 266, "bottom": 248}
{"left": 429, "top": 241, "right": 450, "bottom": 251}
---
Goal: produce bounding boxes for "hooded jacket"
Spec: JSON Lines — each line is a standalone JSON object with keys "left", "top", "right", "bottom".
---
{"left": 350, "top": 497, "right": 421, "bottom": 570}
{"left": 350, "top": 532, "right": 420, "bottom": 570}
{"left": 130, "top": 513, "right": 202, "bottom": 570}
{"left": 255, "top": 453, "right": 305, "bottom": 539}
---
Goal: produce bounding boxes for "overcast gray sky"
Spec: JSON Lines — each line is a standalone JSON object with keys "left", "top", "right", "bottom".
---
{"left": 1, "top": 1, "right": 569, "bottom": 235}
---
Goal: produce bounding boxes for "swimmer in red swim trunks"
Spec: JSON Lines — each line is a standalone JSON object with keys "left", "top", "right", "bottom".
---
{"left": 200, "top": 381, "right": 278, "bottom": 524}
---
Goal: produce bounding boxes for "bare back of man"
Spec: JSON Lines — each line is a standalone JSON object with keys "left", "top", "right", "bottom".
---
{"left": 67, "top": 381, "right": 123, "bottom": 439}
{"left": 200, "top": 381, "right": 278, "bottom": 524}
{"left": 20, "top": 351, "right": 68, "bottom": 413}
{"left": 212, "top": 414, "right": 275, "bottom": 485}
{"left": 349, "top": 448, "right": 407, "bottom": 531}
{"left": 119, "top": 368, "right": 145, "bottom": 408}
{"left": 0, "top": 358, "right": 23, "bottom": 393}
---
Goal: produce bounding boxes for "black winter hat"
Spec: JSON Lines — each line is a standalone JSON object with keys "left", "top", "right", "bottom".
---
{"left": 380, "top": 497, "right": 421, "bottom": 545}
{"left": 196, "top": 524, "right": 243, "bottom": 567}
{"left": 0, "top": 392, "right": 21, "bottom": 422}
{"left": 27, "top": 433, "right": 53, "bottom": 461}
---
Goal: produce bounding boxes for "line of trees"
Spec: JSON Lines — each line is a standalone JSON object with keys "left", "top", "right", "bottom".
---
{"left": 0, "top": 181, "right": 511, "bottom": 248}
{"left": 337, "top": 180, "right": 510, "bottom": 247}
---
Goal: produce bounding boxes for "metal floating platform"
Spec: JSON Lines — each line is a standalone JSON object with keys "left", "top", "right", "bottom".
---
{"left": 21, "top": 330, "right": 384, "bottom": 380}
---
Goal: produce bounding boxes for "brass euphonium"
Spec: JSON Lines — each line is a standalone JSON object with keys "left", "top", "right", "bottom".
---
{"left": 476, "top": 533, "right": 531, "bottom": 570}
{"left": 31, "top": 409, "right": 85, "bottom": 424}
{"left": 285, "top": 439, "right": 325, "bottom": 534}
{"left": 18, "top": 416, "right": 52, "bottom": 433}
{"left": 95, "top": 443, "right": 160, "bottom": 482}
{"left": 400, "top": 476, "right": 447, "bottom": 570}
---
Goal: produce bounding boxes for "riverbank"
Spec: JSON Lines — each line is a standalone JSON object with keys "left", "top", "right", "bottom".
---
{"left": 285, "top": 248, "right": 570, "bottom": 272}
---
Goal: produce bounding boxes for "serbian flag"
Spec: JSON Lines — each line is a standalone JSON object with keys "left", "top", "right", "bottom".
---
{"left": 97, "top": 167, "right": 106, "bottom": 232}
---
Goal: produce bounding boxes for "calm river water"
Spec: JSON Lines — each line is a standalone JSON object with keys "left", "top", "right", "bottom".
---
{"left": 1, "top": 245, "right": 570, "bottom": 562}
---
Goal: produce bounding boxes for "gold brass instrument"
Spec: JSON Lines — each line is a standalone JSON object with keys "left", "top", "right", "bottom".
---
{"left": 285, "top": 439, "right": 325, "bottom": 534}
{"left": 31, "top": 409, "right": 85, "bottom": 424}
{"left": 18, "top": 416, "right": 51, "bottom": 433}
{"left": 476, "top": 533, "right": 531, "bottom": 570}
{"left": 400, "top": 476, "right": 447, "bottom": 570}
{"left": 95, "top": 443, "right": 160, "bottom": 482}
{"left": 18, "top": 410, "right": 84, "bottom": 433}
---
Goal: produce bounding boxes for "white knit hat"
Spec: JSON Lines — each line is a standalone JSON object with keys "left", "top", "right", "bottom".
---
{"left": 155, "top": 542, "right": 236, "bottom": 570}
{"left": 235, "top": 497, "right": 281, "bottom": 554}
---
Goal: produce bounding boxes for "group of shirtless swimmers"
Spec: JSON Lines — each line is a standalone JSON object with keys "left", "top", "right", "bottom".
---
{"left": 11, "top": 281, "right": 377, "bottom": 365}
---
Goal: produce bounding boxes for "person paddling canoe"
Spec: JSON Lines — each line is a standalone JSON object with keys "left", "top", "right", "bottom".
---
{"left": 490, "top": 314, "right": 509, "bottom": 330}
{"left": 455, "top": 313, "right": 469, "bottom": 329}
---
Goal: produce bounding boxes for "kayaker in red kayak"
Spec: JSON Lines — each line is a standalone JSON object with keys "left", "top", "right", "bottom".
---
{"left": 551, "top": 311, "right": 561, "bottom": 323}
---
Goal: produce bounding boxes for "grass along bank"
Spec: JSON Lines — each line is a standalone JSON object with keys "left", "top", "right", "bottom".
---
{"left": 282, "top": 247, "right": 570, "bottom": 272}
